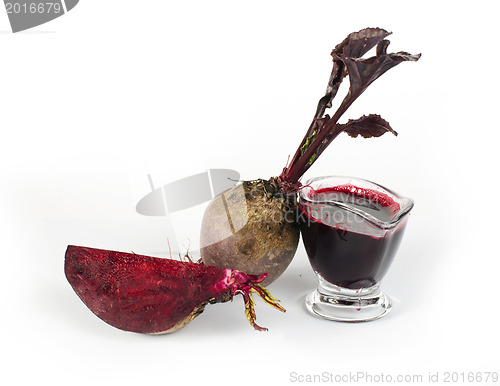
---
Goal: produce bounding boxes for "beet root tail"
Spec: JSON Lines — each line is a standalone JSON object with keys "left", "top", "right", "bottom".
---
{"left": 231, "top": 272, "right": 286, "bottom": 331}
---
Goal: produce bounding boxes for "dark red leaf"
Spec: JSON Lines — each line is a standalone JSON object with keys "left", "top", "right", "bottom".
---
{"left": 341, "top": 39, "right": 421, "bottom": 108}
{"left": 332, "top": 27, "right": 391, "bottom": 58}
{"left": 338, "top": 114, "right": 397, "bottom": 138}
{"left": 320, "top": 28, "right": 391, "bottom": 115}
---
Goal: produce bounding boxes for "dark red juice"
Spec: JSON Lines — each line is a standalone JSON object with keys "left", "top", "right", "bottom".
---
{"left": 299, "top": 186, "right": 406, "bottom": 289}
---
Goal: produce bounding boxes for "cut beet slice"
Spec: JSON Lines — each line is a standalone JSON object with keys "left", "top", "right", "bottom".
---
{"left": 65, "top": 245, "right": 285, "bottom": 334}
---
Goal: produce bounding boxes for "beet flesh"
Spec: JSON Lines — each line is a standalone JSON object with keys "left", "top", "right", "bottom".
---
{"left": 65, "top": 245, "right": 285, "bottom": 333}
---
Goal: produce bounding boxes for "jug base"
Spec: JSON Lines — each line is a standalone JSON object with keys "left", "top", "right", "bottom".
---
{"left": 305, "top": 287, "right": 392, "bottom": 322}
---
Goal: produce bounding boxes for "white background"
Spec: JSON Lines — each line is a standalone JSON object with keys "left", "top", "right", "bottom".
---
{"left": 1, "top": 1, "right": 499, "bottom": 385}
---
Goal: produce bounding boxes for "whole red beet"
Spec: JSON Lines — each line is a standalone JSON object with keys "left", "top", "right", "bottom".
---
{"left": 65, "top": 245, "right": 285, "bottom": 333}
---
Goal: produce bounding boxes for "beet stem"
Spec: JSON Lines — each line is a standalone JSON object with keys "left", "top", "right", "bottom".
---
{"left": 282, "top": 101, "right": 350, "bottom": 185}
{"left": 279, "top": 28, "right": 420, "bottom": 188}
